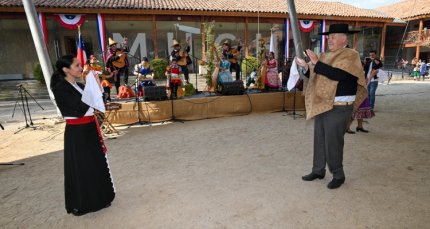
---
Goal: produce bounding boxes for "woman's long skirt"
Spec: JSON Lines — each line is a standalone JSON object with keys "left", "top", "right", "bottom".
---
{"left": 265, "top": 68, "right": 281, "bottom": 88}
{"left": 64, "top": 121, "right": 115, "bottom": 214}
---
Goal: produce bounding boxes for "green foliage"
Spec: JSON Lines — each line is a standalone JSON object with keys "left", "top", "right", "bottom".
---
{"left": 33, "top": 64, "right": 45, "bottom": 84}
{"left": 183, "top": 82, "right": 195, "bottom": 96}
{"left": 202, "top": 21, "right": 216, "bottom": 88}
{"left": 241, "top": 56, "right": 259, "bottom": 76}
{"left": 150, "top": 58, "right": 168, "bottom": 79}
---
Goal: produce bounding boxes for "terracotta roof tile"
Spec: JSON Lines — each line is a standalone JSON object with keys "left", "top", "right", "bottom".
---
{"left": 377, "top": 0, "right": 430, "bottom": 20}
{"left": 0, "top": 0, "right": 391, "bottom": 19}
{"left": 297, "top": 0, "right": 389, "bottom": 18}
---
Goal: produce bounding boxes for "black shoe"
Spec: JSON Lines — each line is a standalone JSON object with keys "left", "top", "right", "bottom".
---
{"left": 327, "top": 177, "right": 345, "bottom": 189}
{"left": 71, "top": 208, "right": 86, "bottom": 216}
{"left": 356, "top": 127, "right": 369, "bottom": 133}
{"left": 346, "top": 129, "right": 356, "bottom": 134}
{"left": 302, "top": 172, "right": 325, "bottom": 181}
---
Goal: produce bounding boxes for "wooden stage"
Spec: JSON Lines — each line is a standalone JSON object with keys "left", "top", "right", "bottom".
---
{"left": 106, "top": 91, "right": 305, "bottom": 125}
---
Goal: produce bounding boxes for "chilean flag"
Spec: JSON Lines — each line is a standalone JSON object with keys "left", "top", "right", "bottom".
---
{"left": 77, "top": 28, "right": 87, "bottom": 67}
{"left": 96, "top": 14, "right": 107, "bottom": 63}
{"left": 320, "top": 20, "right": 327, "bottom": 53}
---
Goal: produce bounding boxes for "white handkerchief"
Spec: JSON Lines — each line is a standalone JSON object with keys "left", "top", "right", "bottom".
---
{"left": 82, "top": 71, "right": 105, "bottom": 113}
{"left": 287, "top": 61, "right": 300, "bottom": 91}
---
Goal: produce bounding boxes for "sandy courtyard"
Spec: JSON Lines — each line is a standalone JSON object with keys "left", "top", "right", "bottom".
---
{"left": 0, "top": 80, "right": 429, "bottom": 228}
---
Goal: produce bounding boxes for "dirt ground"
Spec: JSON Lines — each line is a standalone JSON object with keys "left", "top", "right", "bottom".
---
{"left": 0, "top": 80, "right": 429, "bottom": 228}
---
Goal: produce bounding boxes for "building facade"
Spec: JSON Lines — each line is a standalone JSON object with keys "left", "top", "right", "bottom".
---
{"left": 0, "top": 0, "right": 393, "bottom": 79}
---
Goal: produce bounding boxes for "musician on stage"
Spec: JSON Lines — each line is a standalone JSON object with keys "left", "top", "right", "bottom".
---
{"left": 222, "top": 40, "right": 243, "bottom": 80}
{"left": 133, "top": 57, "right": 153, "bottom": 79}
{"left": 171, "top": 38, "right": 191, "bottom": 83}
{"left": 166, "top": 59, "right": 183, "bottom": 99}
{"left": 82, "top": 55, "right": 103, "bottom": 83}
{"left": 83, "top": 55, "right": 113, "bottom": 102}
{"left": 133, "top": 57, "right": 155, "bottom": 97}
{"left": 106, "top": 37, "right": 130, "bottom": 94}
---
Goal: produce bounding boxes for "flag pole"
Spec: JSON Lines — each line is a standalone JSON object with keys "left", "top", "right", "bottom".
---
{"left": 286, "top": 0, "right": 305, "bottom": 60}
{"left": 22, "top": 0, "right": 61, "bottom": 116}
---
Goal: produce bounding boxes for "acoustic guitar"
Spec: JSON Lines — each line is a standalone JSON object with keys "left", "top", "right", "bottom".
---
{"left": 228, "top": 48, "right": 239, "bottom": 64}
{"left": 177, "top": 50, "right": 189, "bottom": 66}
{"left": 112, "top": 51, "right": 126, "bottom": 68}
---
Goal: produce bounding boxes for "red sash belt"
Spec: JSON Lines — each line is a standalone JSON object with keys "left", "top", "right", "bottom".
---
{"left": 65, "top": 115, "right": 107, "bottom": 154}
{"left": 65, "top": 116, "right": 95, "bottom": 125}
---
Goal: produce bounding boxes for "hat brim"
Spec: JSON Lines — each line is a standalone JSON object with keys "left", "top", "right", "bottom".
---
{"left": 318, "top": 30, "right": 360, "bottom": 35}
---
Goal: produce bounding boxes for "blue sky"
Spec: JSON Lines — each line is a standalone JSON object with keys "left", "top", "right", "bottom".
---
{"left": 319, "top": 0, "right": 401, "bottom": 9}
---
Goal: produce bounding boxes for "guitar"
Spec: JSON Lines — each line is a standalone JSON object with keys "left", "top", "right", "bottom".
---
{"left": 228, "top": 48, "right": 239, "bottom": 64}
{"left": 112, "top": 51, "right": 126, "bottom": 68}
{"left": 177, "top": 50, "right": 189, "bottom": 66}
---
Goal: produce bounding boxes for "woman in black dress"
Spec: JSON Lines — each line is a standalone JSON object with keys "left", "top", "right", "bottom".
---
{"left": 51, "top": 55, "right": 115, "bottom": 216}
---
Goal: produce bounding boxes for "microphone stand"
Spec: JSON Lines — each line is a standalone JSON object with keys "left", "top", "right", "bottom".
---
{"left": 187, "top": 53, "right": 202, "bottom": 94}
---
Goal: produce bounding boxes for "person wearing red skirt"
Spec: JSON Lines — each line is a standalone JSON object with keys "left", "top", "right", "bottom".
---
{"left": 51, "top": 55, "right": 115, "bottom": 216}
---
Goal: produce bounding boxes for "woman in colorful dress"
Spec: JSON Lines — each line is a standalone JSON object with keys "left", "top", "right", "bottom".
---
{"left": 51, "top": 55, "right": 115, "bottom": 216}
{"left": 166, "top": 59, "right": 183, "bottom": 99}
{"left": 264, "top": 51, "right": 281, "bottom": 89}
{"left": 346, "top": 97, "right": 375, "bottom": 133}
{"left": 218, "top": 54, "right": 233, "bottom": 86}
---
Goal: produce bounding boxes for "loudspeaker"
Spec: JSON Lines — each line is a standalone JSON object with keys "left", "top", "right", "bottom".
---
{"left": 220, "top": 81, "right": 244, "bottom": 95}
{"left": 144, "top": 86, "right": 168, "bottom": 101}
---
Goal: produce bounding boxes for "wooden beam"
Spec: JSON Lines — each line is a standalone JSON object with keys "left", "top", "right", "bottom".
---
{"left": 0, "top": 6, "right": 393, "bottom": 24}
{"left": 416, "top": 19, "right": 423, "bottom": 59}
{"left": 245, "top": 17, "right": 249, "bottom": 57}
{"left": 405, "top": 43, "right": 418, "bottom": 48}
{"left": 380, "top": 24, "right": 387, "bottom": 61}
{"left": 201, "top": 22, "right": 206, "bottom": 62}
{"left": 353, "top": 21, "right": 358, "bottom": 50}
{"left": 152, "top": 15, "right": 158, "bottom": 59}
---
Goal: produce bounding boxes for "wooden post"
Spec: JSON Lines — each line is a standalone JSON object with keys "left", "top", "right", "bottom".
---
{"left": 152, "top": 15, "right": 158, "bottom": 59}
{"left": 380, "top": 23, "right": 387, "bottom": 61}
{"left": 201, "top": 22, "right": 206, "bottom": 61}
{"left": 353, "top": 21, "right": 358, "bottom": 50}
{"left": 416, "top": 19, "right": 423, "bottom": 59}
{"left": 245, "top": 17, "right": 249, "bottom": 57}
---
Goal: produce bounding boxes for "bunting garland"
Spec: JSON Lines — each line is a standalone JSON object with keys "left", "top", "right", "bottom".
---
{"left": 298, "top": 20, "right": 315, "bottom": 32}
{"left": 96, "top": 14, "right": 107, "bottom": 63}
{"left": 55, "top": 14, "right": 86, "bottom": 30}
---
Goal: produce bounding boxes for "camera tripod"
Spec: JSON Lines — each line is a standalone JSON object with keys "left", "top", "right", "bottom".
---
{"left": 12, "top": 84, "right": 44, "bottom": 134}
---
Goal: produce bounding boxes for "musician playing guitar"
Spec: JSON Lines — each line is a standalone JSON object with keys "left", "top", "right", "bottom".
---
{"left": 171, "top": 38, "right": 191, "bottom": 83}
{"left": 222, "top": 39, "right": 243, "bottom": 80}
{"left": 106, "top": 37, "right": 130, "bottom": 94}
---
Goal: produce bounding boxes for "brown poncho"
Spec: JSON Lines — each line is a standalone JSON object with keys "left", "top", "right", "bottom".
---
{"left": 304, "top": 47, "right": 368, "bottom": 120}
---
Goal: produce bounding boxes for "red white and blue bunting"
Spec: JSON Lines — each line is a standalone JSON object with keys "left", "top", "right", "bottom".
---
{"left": 298, "top": 20, "right": 316, "bottom": 32}
{"left": 55, "top": 14, "right": 86, "bottom": 30}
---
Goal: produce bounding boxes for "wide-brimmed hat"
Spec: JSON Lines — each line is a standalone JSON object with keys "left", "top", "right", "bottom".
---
{"left": 108, "top": 37, "right": 118, "bottom": 46}
{"left": 171, "top": 39, "right": 180, "bottom": 47}
{"left": 222, "top": 40, "right": 231, "bottom": 47}
{"left": 318, "top": 24, "right": 359, "bottom": 35}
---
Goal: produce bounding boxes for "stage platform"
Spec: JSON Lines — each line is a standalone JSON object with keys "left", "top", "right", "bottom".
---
{"left": 106, "top": 91, "right": 305, "bottom": 125}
